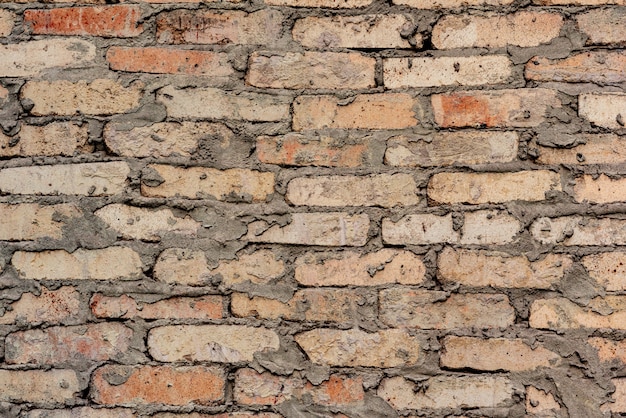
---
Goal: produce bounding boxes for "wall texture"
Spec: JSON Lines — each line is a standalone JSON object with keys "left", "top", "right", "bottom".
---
{"left": 0, "top": 0, "right": 625, "bottom": 416}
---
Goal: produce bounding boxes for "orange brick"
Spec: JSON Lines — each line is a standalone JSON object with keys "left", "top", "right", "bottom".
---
{"left": 91, "top": 294, "right": 223, "bottom": 320}
{"left": 588, "top": 337, "right": 626, "bottom": 365}
{"left": 526, "top": 51, "right": 626, "bottom": 83}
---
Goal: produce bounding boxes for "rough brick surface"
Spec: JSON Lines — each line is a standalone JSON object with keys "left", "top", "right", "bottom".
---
{"left": 577, "top": 8, "right": 626, "bottom": 45}
{"left": 0, "top": 40, "right": 96, "bottom": 77}
{"left": 91, "top": 294, "right": 223, "bottom": 319}
{"left": 526, "top": 51, "right": 626, "bottom": 83}
{"left": 0, "top": 369, "right": 79, "bottom": 404}
{"left": 537, "top": 134, "right": 626, "bottom": 165}
{"left": 530, "top": 297, "right": 626, "bottom": 329}
{"left": 579, "top": 93, "right": 626, "bottom": 129}
{"left": 531, "top": 216, "right": 626, "bottom": 246}
{"left": 0, "top": 287, "right": 81, "bottom": 325}
{"left": 0, "top": 122, "right": 91, "bottom": 157}
{"left": 0, "top": 203, "right": 80, "bottom": 241}
{"left": 0, "top": 9, "right": 14, "bottom": 36}
{"left": 582, "top": 252, "right": 626, "bottom": 291}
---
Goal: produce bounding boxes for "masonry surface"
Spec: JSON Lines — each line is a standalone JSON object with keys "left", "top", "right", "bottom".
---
{"left": 0, "top": 0, "right": 625, "bottom": 416}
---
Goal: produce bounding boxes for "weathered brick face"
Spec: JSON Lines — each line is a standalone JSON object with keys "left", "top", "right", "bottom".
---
{"left": 1, "top": 0, "right": 624, "bottom": 416}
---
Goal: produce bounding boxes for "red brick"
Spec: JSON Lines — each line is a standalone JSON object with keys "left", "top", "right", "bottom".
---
{"left": 91, "top": 365, "right": 225, "bottom": 406}
{"left": 91, "top": 294, "right": 223, "bottom": 320}
{"left": 25, "top": 6, "right": 143, "bottom": 37}
{"left": 107, "top": 47, "right": 233, "bottom": 76}
{"left": 526, "top": 51, "right": 626, "bottom": 83}
{"left": 0, "top": 286, "right": 81, "bottom": 326}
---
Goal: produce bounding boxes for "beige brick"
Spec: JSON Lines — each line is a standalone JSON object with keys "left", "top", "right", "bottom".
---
{"left": 441, "top": 336, "right": 560, "bottom": 371}
{"left": 380, "top": 289, "right": 515, "bottom": 329}
{"left": 0, "top": 203, "right": 80, "bottom": 241}
{"left": 293, "top": 94, "right": 418, "bottom": 131}
{"left": 536, "top": 0, "right": 625, "bottom": 4}
{"left": 432, "top": 88, "right": 560, "bottom": 128}
{"left": 264, "top": 0, "right": 371, "bottom": 8}
{"left": 293, "top": 15, "right": 416, "bottom": 49}
{"left": 153, "top": 414, "right": 279, "bottom": 418}
{"left": 428, "top": 171, "right": 561, "bottom": 204}
{"left": 526, "top": 387, "right": 561, "bottom": 416}
{"left": 460, "top": 210, "right": 521, "bottom": 245}
{"left": 385, "top": 131, "right": 518, "bottom": 167}
{"left": 148, "top": 325, "right": 279, "bottom": 362}
{"left": 213, "top": 250, "right": 285, "bottom": 288}
{"left": 26, "top": 407, "right": 135, "bottom": 418}
{"left": 295, "top": 249, "right": 425, "bottom": 286}
{"left": 104, "top": 122, "right": 233, "bottom": 158}
{"left": 0, "top": 369, "right": 79, "bottom": 404}
{"left": 5, "top": 322, "right": 133, "bottom": 366}
{"left": 0, "top": 9, "right": 14, "bottom": 36}
{"left": 526, "top": 51, "right": 626, "bottom": 83}
{"left": 530, "top": 297, "right": 626, "bottom": 329}
{"left": 153, "top": 248, "right": 211, "bottom": 285}
{"left": 574, "top": 174, "right": 626, "bottom": 203}
{"left": 22, "top": 79, "right": 142, "bottom": 116}
{"left": 232, "top": 289, "right": 362, "bottom": 322}
{"left": 385, "top": 56, "right": 512, "bottom": 88}
{"left": 393, "top": 0, "right": 513, "bottom": 7}
{"left": 378, "top": 376, "right": 514, "bottom": 410}
{"left": 433, "top": 12, "right": 563, "bottom": 49}
{"left": 0, "top": 162, "right": 129, "bottom": 196}
{"left": 157, "top": 10, "right": 283, "bottom": 45}
{"left": 531, "top": 216, "right": 626, "bottom": 246}
{"left": 246, "top": 213, "right": 369, "bottom": 246}
{"left": 579, "top": 93, "right": 626, "bottom": 129}
{"left": 247, "top": 51, "right": 375, "bottom": 89}
{"left": 12, "top": 247, "right": 142, "bottom": 281}
{"left": 577, "top": 8, "right": 626, "bottom": 45}
{"left": 588, "top": 337, "right": 626, "bottom": 364}
{"left": 0, "top": 39, "right": 95, "bottom": 77}
{"left": 582, "top": 252, "right": 626, "bottom": 291}
{"left": 382, "top": 214, "right": 458, "bottom": 245}
{"left": 141, "top": 164, "right": 274, "bottom": 202}
{"left": 537, "top": 134, "right": 626, "bottom": 165}
{"left": 295, "top": 328, "right": 422, "bottom": 367}
{"left": 286, "top": 174, "right": 418, "bottom": 207}
{"left": 157, "top": 86, "right": 289, "bottom": 122}
{"left": 0, "top": 122, "right": 91, "bottom": 157}
{"left": 95, "top": 204, "right": 200, "bottom": 241}
{"left": 91, "top": 294, "right": 223, "bottom": 320}
{"left": 0, "top": 286, "right": 81, "bottom": 325}
{"left": 606, "top": 378, "right": 626, "bottom": 413}
{"left": 439, "top": 247, "right": 571, "bottom": 289}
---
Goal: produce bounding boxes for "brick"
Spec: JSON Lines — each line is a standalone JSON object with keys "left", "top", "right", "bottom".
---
{"left": 579, "top": 93, "right": 626, "bottom": 129}
{"left": 91, "top": 294, "right": 223, "bottom": 320}
{"left": 0, "top": 162, "right": 129, "bottom": 196}
{"left": 26, "top": 407, "right": 135, "bottom": 418}
{"left": 22, "top": 79, "right": 142, "bottom": 116}
{"left": 439, "top": 248, "right": 571, "bottom": 289}
{"left": 526, "top": 387, "right": 561, "bottom": 416}
{"left": 157, "top": 10, "right": 283, "bottom": 45}
{"left": 526, "top": 51, "right": 626, "bottom": 83}
{"left": 92, "top": 365, "right": 225, "bottom": 406}
{"left": 380, "top": 289, "right": 515, "bottom": 329}
{"left": 582, "top": 252, "right": 626, "bottom": 291}
{"left": 286, "top": 174, "right": 418, "bottom": 207}
{"left": 536, "top": 0, "right": 625, "bottom": 4}
{"left": 212, "top": 250, "right": 285, "bottom": 288}
{"left": 295, "top": 328, "right": 422, "bottom": 367}
{"left": 577, "top": 8, "right": 626, "bottom": 45}
{"left": 537, "top": 134, "right": 626, "bottom": 165}
{"left": 607, "top": 378, "right": 626, "bottom": 413}
{"left": 153, "top": 248, "right": 211, "bottom": 285}
{"left": 245, "top": 213, "right": 369, "bottom": 246}
{"left": 0, "top": 9, "right": 14, "bottom": 36}
{"left": 256, "top": 133, "right": 380, "bottom": 167}
{"left": 0, "top": 122, "right": 91, "bottom": 157}
{"left": 95, "top": 204, "right": 200, "bottom": 241}
{"left": 157, "top": 86, "right": 289, "bottom": 122}
{"left": 232, "top": 289, "right": 362, "bottom": 322}
{"left": 428, "top": 171, "right": 561, "bottom": 205}
{"left": 153, "top": 414, "right": 279, "bottom": 418}
{"left": 393, "top": 0, "right": 513, "bottom": 7}
{"left": 107, "top": 47, "right": 233, "bottom": 76}
{"left": 433, "top": 12, "right": 563, "bottom": 49}
{"left": 530, "top": 297, "right": 626, "bottom": 329}
{"left": 0, "top": 203, "right": 80, "bottom": 241}
{"left": 105, "top": 122, "right": 233, "bottom": 158}
{"left": 293, "top": 15, "right": 417, "bottom": 49}
{"left": 234, "top": 369, "right": 363, "bottom": 406}
{"left": 141, "top": 164, "right": 275, "bottom": 202}
{"left": 531, "top": 216, "right": 626, "bottom": 246}
{"left": 383, "top": 213, "right": 458, "bottom": 245}
{"left": 5, "top": 323, "right": 133, "bottom": 366}
{"left": 432, "top": 88, "right": 560, "bottom": 128}
{"left": 588, "top": 337, "right": 626, "bottom": 364}
{"left": 0, "top": 286, "right": 81, "bottom": 325}
{"left": 385, "top": 131, "right": 518, "bottom": 167}
{"left": 0, "top": 39, "right": 95, "bottom": 77}
{"left": 295, "top": 249, "right": 425, "bottom": 286}
{"left": 379, "top": 376, "right": 514, "bottom": 410}
{"left": 460, "top": 210, "right": 521, "bottom": 245}
{"left": 264, "top": 0, "right": 370, "bottom": 7}
{"left": 385, "top": 56, "right": 512, "bottom": 88}
{"left": 573, "top": 174, "right": 626, "bottom": 203}
{"left": 441, "top": 336, "right": 560, "bottom": 371}
{"left": 25, "top": 6, "right": 143, "bottom": 37}
{"left": 247, "top": 51, "right": 375, "bottom": 90}
{"left": 0, "top": 369, "right": 79, "bottom": 404}
{"left": 148, "top": 325, "right": 279, "bottom": 362}
{"left": 293, "top": 94, "right": 418, "bottom": 131}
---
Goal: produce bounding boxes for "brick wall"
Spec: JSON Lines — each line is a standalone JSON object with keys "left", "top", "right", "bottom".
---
{"left": 0, "top": 0, "right": 625, "bottom": 416}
